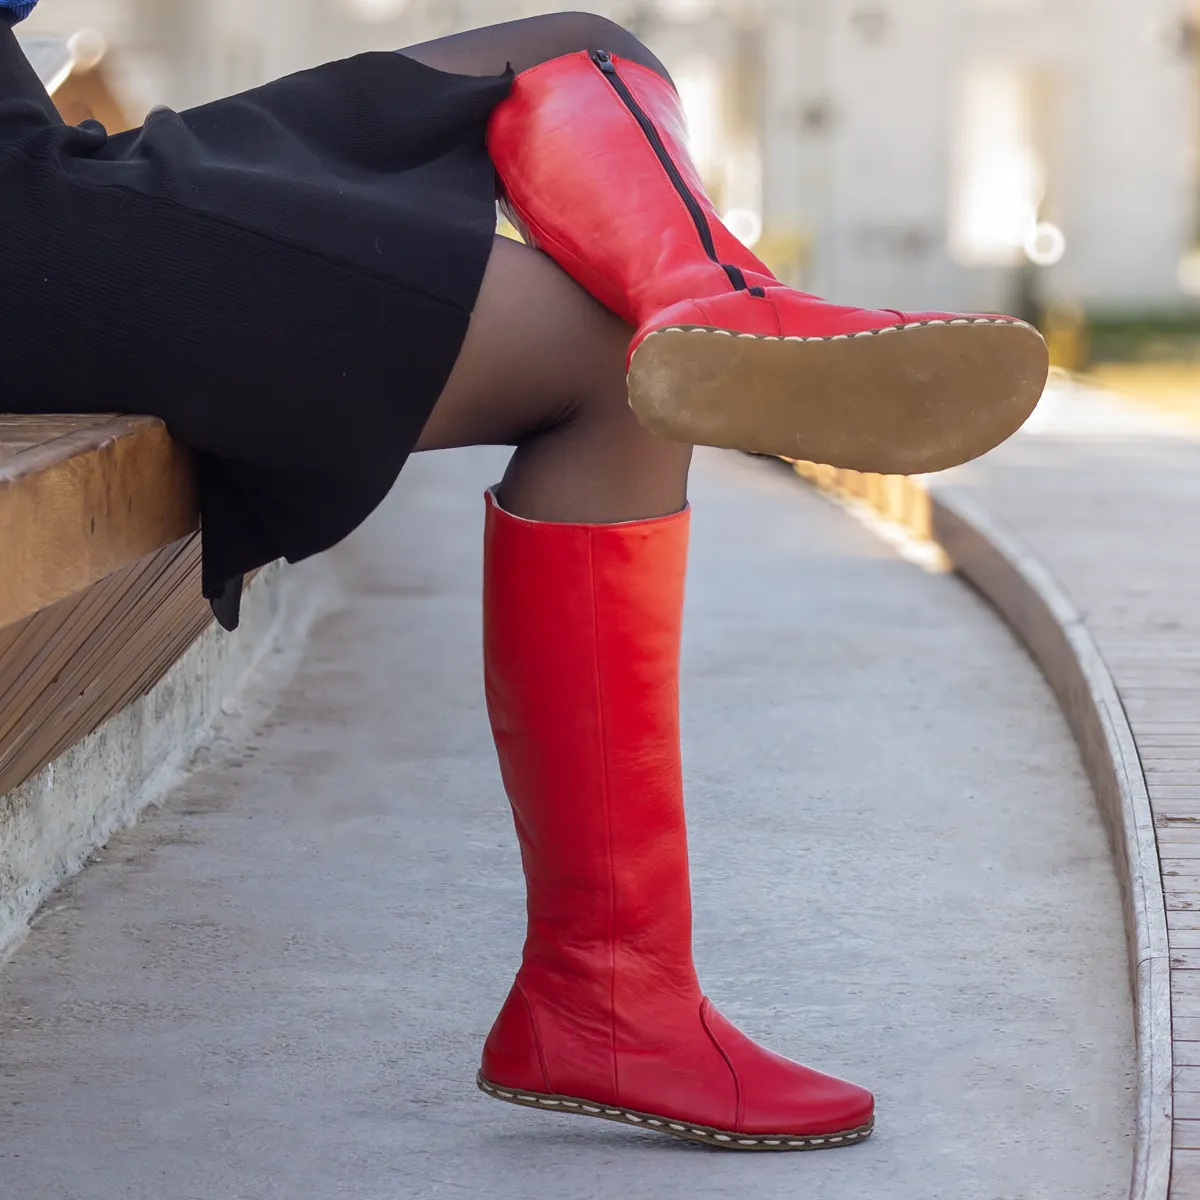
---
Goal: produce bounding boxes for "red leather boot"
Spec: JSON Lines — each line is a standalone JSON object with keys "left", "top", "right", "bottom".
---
{"left": 478, "top": 491, "right": 874, "bottom": 1150}
{"left": 487, "top": 50, "right": 1049, "bottom": 475}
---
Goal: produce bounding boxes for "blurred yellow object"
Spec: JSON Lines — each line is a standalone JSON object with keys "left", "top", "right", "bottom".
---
{"left": 788, "top": 458, "right": 936, "bottom": 544}
{"left": 497, "top": 212, "right": 525, "bottom": 243}
{"left": 752, "top": 227, "right": 812, "bottom": 288}
{"left": 1082, "top": 363, "right": 1200, "bottom": 424}
{"left": 1042, "top": 301, "right": 1086, "bottom": 371}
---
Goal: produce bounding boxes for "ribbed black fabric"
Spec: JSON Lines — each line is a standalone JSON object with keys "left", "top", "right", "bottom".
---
{"left": 1, "top": 32, "right": 511, "bottom": 627}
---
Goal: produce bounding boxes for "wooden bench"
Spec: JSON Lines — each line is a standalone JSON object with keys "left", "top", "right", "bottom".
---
{"left": 1, "top": 44, "right": 209, "bottom": 799}
{"left": 18, "top": 31, "right": 132, "bottom": 132}
{"left": 0, "top": 416, "right": 205, "bottom": 796}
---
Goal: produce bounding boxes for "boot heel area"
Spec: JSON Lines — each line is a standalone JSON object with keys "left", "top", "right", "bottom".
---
{"left": 480, "top": 983, "right": 550, "bottom": 1094}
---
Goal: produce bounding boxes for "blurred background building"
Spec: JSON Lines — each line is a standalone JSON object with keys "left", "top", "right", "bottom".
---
{"left": 20, "top": 0, "right": 1200, "bottom": 366}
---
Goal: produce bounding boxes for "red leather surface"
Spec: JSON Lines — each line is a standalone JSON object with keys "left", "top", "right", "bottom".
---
{"left": 487, "top": 52, "right": 1011, "bottom": 361}
{"left": 480, "top": 493, "right": 874, "bottom": 1135}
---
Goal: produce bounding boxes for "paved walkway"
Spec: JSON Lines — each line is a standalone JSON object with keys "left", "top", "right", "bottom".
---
{"left": 942, "top": 385, "right": 1200, "bottom": 1199}
{"left": 1, "top": 447, "right": 1133, "bottom": 1199}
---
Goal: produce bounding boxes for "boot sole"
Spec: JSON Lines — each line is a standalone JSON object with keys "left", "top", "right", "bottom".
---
{"left": 477, "top": 1071, "right": 874, "bottom": 1151}
{"left": 627, "top": 317, "right": 1049, "bottom": 475}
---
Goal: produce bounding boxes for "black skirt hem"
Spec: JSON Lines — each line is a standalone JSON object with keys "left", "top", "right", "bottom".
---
{"left": 1, "top": 39, "right": 514, "bottom": 629}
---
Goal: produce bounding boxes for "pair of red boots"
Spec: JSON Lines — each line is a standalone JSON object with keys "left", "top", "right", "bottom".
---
{"left": 472, "top": 52, "right": 1048, "bottom": 1150}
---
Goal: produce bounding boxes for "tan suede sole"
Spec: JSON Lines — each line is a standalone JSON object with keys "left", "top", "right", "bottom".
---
{"left": 477, "top": 1072, "right": 875, "bottom": 1152}
{"left": 627, "top": 317, "right": 1049, "bottom": 475}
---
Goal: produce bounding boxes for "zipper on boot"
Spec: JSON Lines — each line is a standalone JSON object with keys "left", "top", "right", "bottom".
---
{"left": 590, "top": 50, "right": 766, "bottom": 299}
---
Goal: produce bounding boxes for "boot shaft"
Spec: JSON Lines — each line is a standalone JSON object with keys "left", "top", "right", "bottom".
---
{"left": 487, "top": 51, "right": 776, "bottom": 330}
{"left": 482, "top": 493, "right": 699, "bottom": 994}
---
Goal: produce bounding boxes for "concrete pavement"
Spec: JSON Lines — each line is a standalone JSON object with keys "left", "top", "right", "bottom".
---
{"left": 0, "top": 447, "right": 1133, "bottom": 1199}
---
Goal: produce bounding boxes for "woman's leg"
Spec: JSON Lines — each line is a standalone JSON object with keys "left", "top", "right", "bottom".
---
{"left": 416, "top": 233, "right": 691, "bottom": 523}
{"left": 419, "top": 236, "right": 874, "bottom": 1149}
{"left": 407, "top": 11, "right": 1048, "bottom": 477}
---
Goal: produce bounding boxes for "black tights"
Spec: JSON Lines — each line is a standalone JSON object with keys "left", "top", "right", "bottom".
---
{"left": 405, "top": 14, "right": 692, "bottom": 526}
{"left": 401, "top": 12, "right": 673, "bottom": 88}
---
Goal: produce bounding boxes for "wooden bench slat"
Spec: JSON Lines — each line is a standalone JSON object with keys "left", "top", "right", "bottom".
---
{"left": 0, "top": 415, "right": 199, "bottom": 629}
{"left": 0, "top": 536, "right": 212, "bottom": 797}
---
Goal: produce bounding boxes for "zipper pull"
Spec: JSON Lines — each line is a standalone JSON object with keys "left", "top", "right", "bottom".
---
{"left": 591, "top": 49, "right": 617, "bottom": 74}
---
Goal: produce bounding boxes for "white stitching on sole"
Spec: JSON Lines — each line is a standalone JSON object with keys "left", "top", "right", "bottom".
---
{"left": 477, "top": 1075, "right": 873, "bottom": 1151}
{"left": 653, "top": 316, "right": 1022, "bottom": 342}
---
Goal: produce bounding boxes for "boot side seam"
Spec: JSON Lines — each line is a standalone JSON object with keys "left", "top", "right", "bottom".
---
{"left": 766, "top": 299, "right": 783, "bottom": 337}
{"left": 700, "top": 999, "right": 744, "bottom": 1131}
{"left": 587, "top": 528, "right": 621, "bottom": 1104}
{"left": 597, "top": 75, "right": 740, "bottom": 304}
{"left": 514, "top": 980, "right": 553, "bottom": 1094}
{"left": 525, "top": 49, "right": 735, "bottom": 304}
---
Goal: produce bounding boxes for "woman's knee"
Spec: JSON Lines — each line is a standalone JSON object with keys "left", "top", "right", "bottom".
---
{"left": 401, "top": 11, "right": 672, "bottom": 86}
{"left": 563, "top": 354, "right": 691, "bottom": 470}
{"left": 542, "top": 11, "right": 632, "bottom": 49}
{"left": 523, "top": 11, "right": 672, "bottom": 80}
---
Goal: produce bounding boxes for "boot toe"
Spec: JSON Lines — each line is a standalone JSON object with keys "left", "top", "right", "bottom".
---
{"left": 701, "top": 1000, "right": 874, "bottom": 1138}
{"left": 740, "top": 1069, "right": 875, "bottom": 1138}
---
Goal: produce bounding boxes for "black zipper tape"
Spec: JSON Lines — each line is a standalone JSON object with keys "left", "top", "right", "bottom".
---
{"left": 591, "top": 50, "right": 750, "bottom": 295}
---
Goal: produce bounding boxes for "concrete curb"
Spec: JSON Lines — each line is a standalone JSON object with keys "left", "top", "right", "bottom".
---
{"left": 0, "top": 558, "right": 337, "bottom": 960}
{"left": 790, "top": 461, "right": 1172, "bottom": 1200}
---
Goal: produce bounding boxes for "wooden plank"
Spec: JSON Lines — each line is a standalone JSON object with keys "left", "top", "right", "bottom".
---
{"left": 1157, "top": 842, "right": 1200, "bottom": 859}
{"left": 0, "top": 415, "right": 199, "bottom": 629}
{"left": 16, "top": 34, "right": 133, "bottom": 132}
{"left": 1172, "top": 1149, "right": 1200, "bottom": 1197}
{"left": 15, "top": 34, "right": 74, "bottom": 91}
{"left": 1173, "top": 988, "right": 1200, "bottom": 1020}
{"left": 0, "top": 416, "right": 113, "bottom": 464}
{"left": 0, "top": 536, "right": 212, "bottom": 797}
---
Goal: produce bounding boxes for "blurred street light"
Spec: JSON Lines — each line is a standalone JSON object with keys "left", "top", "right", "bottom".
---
{"left": 724, "top": 207, "right": 763, "bottom": 248}
{"left": 66, "top": 28, "right": 107, "bottom": 73}
{"left": 1178, "top": 248, "right": 1200, "bottom": 296}
{"left": 1025, "top": 221, "right": 1067, "bottom": 267}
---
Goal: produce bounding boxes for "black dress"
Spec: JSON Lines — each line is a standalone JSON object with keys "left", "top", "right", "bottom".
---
{"left": 0, "top": 25, "right": 512, "bottom": 627}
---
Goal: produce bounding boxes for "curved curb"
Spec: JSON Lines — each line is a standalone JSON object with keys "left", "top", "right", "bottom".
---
{"left": 931, "top": 489, "right": 1171, "bottom": 1200}
{"left": 790, "top": 462, "right": 1172, "bottom": 1200}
